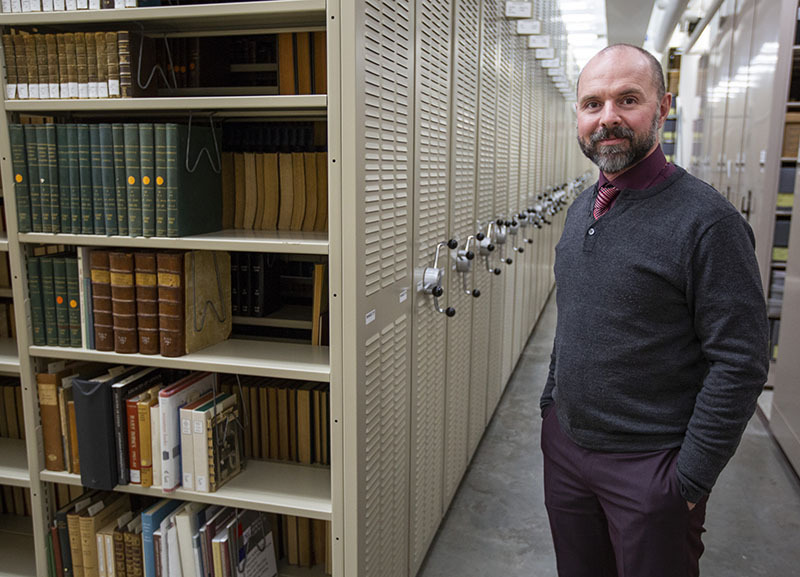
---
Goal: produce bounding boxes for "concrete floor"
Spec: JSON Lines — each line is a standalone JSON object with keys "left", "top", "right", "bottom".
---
{"left": 418, "top": 293, "right": 800, "bottom": 577}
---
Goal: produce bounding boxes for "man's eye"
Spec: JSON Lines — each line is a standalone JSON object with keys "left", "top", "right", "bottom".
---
{"left": 584, "top": 102, "right": 599, "bottom": 109}
{"left": 622, "top": 97, "right": 637, "bottom": 105}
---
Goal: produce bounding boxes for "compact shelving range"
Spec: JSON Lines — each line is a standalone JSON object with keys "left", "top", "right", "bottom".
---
{"left": 0, "top": 1, "right": 593, "bottom": 576}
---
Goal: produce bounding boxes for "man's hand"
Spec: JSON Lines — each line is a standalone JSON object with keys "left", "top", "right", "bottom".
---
{"left": 687, "top": 501, "right": 696, "bottom": 511}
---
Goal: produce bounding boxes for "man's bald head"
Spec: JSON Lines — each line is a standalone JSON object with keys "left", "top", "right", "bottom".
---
{"left": 577, "top": 44, "right": 666, "bottom": 102}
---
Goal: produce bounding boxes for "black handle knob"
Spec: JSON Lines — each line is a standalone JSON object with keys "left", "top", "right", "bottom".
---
{"left": 472, "top": 289, "right": 481, "bottom": 298}
{"left": 445, "top": 307, "right": 456, "bottom": 317}
{"left": 432, "top": 286, "right": 443, "bottom": 297}
{"left": 505, "top": 220, "right": 512, "bottom": 227}
{"left": 518, "top": 213, "right": 526, "bottom": 219}
{"left": 496, "top": 218, "right": 504, "bottom": 225}
{"left": 476, "top": 232, "right": 485, "bottom": 241}
{"left": 511, "top": 220, "right": 518, "bottom": 227}
{"left": 505, "top": 258, "right": 513, "bottom": 265}
{"left": 466, "top": 251, "right": 474, "bottom": 260}
{"left": 487, "top": 244, "right": 495, "bottom": 252}
{"left": 494, "top": 268, "right": 502, "bottom": 275}
{"left": 517, "top": 247, "right": 524, "bottom": 253}
{"left": 525, "top": 238, "right": 533, "bottom": 243}
{"left": 447, "top": 239, "right": 458, "bottom": 250}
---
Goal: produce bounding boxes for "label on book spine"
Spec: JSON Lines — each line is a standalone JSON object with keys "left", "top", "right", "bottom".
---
{"left": 78, "top": 83, "right": 88, "bottom": 99}
{"left": 89, "top": 82, "right": 98, "bottom": 99}
{"left": 53, "top": 0, "right": 64, "bottom": 8}
{"left": 29, "top": 84, "right": 39, "bottom": 99}
{"left": 77, "top": 0, "right": 86, "bottom": 7}
{"left": 1, "top": 0, "right": 10, "bottom": 11}
{"left": 70, "top": 82, "right": 78, "bottom": 98}
{"left": 98, "top": 82, "right": 109, "bottom": 98}
{"left": 17, "top": 84, "right": 28, "bottom": 99}
{"left": 60, "top": 83, "right": 69, "bottom": 98}
{"left": 108, "top": 79, "right": 120, "bottom": 97}
{"left": 49, "top": 84, "right": 59, "bottom": 99}
{"left": 88, "top": 0, "right": 98, "bottom": 7}
{"left": 66, "top": 0, "right": 75, "bottom": 8}
{"left": 42, "top": 0, "right": 52, "bottom": 9}
{"left": 6, "top": 84, "right": 16, "bottom": 100}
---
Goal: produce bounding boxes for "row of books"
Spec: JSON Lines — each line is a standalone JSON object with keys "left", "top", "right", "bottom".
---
{"left": 89, "top": 249, "right": 230, "bottom": 357}
{"left": 0, "top": 302, "right": 17, "bottom": 339}
{"left": 0, "top": 379, "right": 31, "bottom": 519}
{"left": 10, "top": 122, "right": 221, "bottom": 237}
{"left": 2, "top": 31, "right": 135, "bottom": 100}
{"left": 38, "top": 363, "right": 245, "bottom": 494}
{"left": 224, "top": 375, "right": 330, "bottom": 465}
{"left": 49, "top": 489, "right": 330, "bottom": 577}
{"left": 220, "top": 151, "right": 328, "bottom": 233}
{"left": 2, "top": 0, "right": 145, "bottom": 12}
{"left": 28, "top": 252, "right": 82, "bottom": 347}
{"left": 221, "top": 121, "right": 327, "bottom": 153}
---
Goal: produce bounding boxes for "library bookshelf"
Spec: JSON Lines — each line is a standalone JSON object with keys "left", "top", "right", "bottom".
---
{"left": 0, "top": 0, "right": 343, "bottom": 576}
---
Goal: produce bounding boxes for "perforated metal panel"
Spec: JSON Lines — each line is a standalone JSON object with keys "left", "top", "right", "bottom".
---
{"left": 410, "top": 0, "right": 452, "bottom": 570}
{"left": 363, "top": 0, "right": 412, "bottom": 298}
{"left": 487, "top": 9, "right": 513, "bottom": 419}
{"left": 515, "top": 41, "right": 533, "bottom": 360}
{"left": 363, "top": 316, "right": 410, "bottom": 577}
{"left": 468, "top": 0, "right": 499, "bottom": 458}
{"left": 442, "top": 0, "right": 481, "bottom": 510}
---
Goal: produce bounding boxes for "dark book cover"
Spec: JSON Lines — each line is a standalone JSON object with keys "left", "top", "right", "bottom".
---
{"left": 124, "top": 123, "right": 142, "bottom": 236}
{"left": 89, "top": 250, "right": 114, "bottom": 351}
{"left": 53, "top": 256, "right": 70, "bottom": 347}
{"left": 27, "top": 257, "right": 46, "bottom": 346}
{"left": 140, "top": 123, "right": 156, "bottom": 237}
{"left": 99, "top": 123, "right": 118, "bottom": 236}
{"left": 89, "top": 124, "right": 106, "bottom": 235}
{"left": 66, "top": 257, "right": 82, "bottom": 348}
{"left": 9, "top": 124, "right": 32, "bottom": 233}
{"left": 23, "top": 124, "right": 42, "bottom": 232}
{"left": 56, "top": 125, "right": 72, "bottom": 234}
{"left": 112, "top": 123, "right": 129, "bottom": 236}
{"left": 157, "top": 251, "right": 185, "bottom": 357}
{"left": 77, "top": 124, "right": 94, "bottom": 234}
{"left": 40, "top": 256, "right": 58, "bottom": 346}
{"left": 67, "top": 125, "right": 81, "bottom": 234}
{"left": 135, "top": 252, "right": 160, "bottom": 355}
{"left": 109, "top": 251, "right": 138, "bottom": 354}
{"left": 45, "top": 124, "right": 60, "bottom": 233}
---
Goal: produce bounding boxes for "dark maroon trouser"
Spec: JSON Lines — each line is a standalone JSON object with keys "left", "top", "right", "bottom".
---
{"left": 541, "top": 406, "right": 708, "bottom": 577}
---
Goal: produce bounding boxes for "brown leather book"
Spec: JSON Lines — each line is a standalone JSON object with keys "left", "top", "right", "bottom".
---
{"left": 85, "top": 32, "right": 97, "bottom": 98}
{"left": 290, "top": 152, "right": 306, "bottom": 231}
{"left": 314, "top": 151, "right": 328, "bottom": 232}
{"left": 302, "top": 152, "right": 317, "bottom": 232}
{"left": 295, "top": 32, "right": 312, "bottom": 95}
{"left": 37, "top": 367, "right": 77, "bottom": 471}
{"left": 134, "top": 252, "right": 159, "bottom": 355}
{"left": 68, "top": 399, "right": 80, "bottom": 474}
{"left": 109, "top": 251, "right": 138, "bottom": 354}
{"left": 113, "top": 526, "right": 127, "bottom": 577}
{"left": 117, "top": 31, "right": 131, "bottom": 98}
{"left": 312, "top": 31, "right": 327, "bottom": 94}
{"left": 277, "top": 33, "right": 296, "bottom": 95}
{"left": 94, "top": 31, "right": 108, "bottom": 98}
{"left": 105, "top": 32, "right": 120, "bottom": 99}
{"left": 261, "top": 153, "right": 279, "bottom": 230}
{"left": 277, "top": 153, "right": 294, "bottom": 230}
{"left": 157, "top": 251, "right": 185, "bottom": 357}
{"left": 89, "top": 250, "right": 114, "bottom": 351}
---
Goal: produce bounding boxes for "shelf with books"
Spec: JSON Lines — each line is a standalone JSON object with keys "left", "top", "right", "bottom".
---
{"left": 30, "top": 338, "right": 330, "bottom": 381}
{"left": 0, "top": 437, "right": 29, "bottom": 487}
{"left": 4, "top": 94, "right": 327, "bottom": 113}
{"left": 19, "top": 229, "right": 329, "bottom": 255}
{"left": 40, "top": 458, "right": 331, "bottom": 520}
{"left": 0, "top": 0, "right": 326, "bottom": 31}
{"left": 0, "top": 519, "right": 35, "bottom": 577}
{"left": 234, "top": 304, "right": 314, "bottom": 330}
{"left": 0, "top": 337, "right": 20, "bottom": 373}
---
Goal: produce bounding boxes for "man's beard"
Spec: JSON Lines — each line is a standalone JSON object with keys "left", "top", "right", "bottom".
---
{"left": 578, "top": 113, "right": 659, "bottom": 174}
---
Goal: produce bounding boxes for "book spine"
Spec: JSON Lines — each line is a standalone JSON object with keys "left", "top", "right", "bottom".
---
{"left": 2, "top": 34, "right": 17, "bottom": 100}
{"left": 76, "top": 32, "right": 88, "bottom": 99}
{"left": 99, "top": 123, "right": 118, "bottom": 235}
{"left": 38, "top": 379, "right": 65, "bottom": 470}
{"left": 277, "top": 33, "right": 295, "bottom": 96}
{"left": 77, "top": 124, "right": 94, "bottom": 234}
{"left": 134, "top": 252, "right": 159, "bottom": 355}
{"left": 67, "top": 125, "right": 81, "bottom": 233}
{"left": 23, "top": 125, "right": 41, "bottom": 231}
{"left": 106, "top": 32, "right": 120, "bottom": 98}
{"left": 124, "top": 123, "right": 141, "bottom": 236}
{"left": 156, "top": 251, "right": 184, "bottom": 357}
{"left": 230, "top": 253, "right": 238, "bottom": 316}
{"left": 89, "top": 250, "right": 113, "bottom": 351}
{"left": 40, "top": 256, "right": 58, "bottom": 345}
{"left": 86, "top": 31, "right": 97, "bottom": 98}
{"left": 89, "top": 124, "right": 106, "bottom": 234}
{"left": 250, "top": 253, "right": 265, "bottom": 317}
{"left": 35, "top": 34, "right": 48, "bottom": 99}
{"left": 35, "top": 125, "right": 53, "bottom": 232}
{"left": 112, "top": 123, "right": 129, "bottom": 235}
{"left": 164, "top": 124, "right": 178, "bottom": 237}
{"left": 66, "top": 258, "right": 82, "bottom": 347}
{"left": 109, "top": 251, "right": 138, "bottom": 354}
{"left": 118, "top": 31, "right": 131, "bottom": 98}
{"left": 238, "top": 253, "right": 249, "bottom": 316}
{"left": 46, "top": 33, "right": 59, "bottom": 98}
{"left": 53, "top": 256, "right": 70, "bottom": 347}
{"left": 56, "top": 125, "right": 72, "bottom": 233}
{"left": 68, "top": 400, "right": 80, "bottom": 474}
{"left": 137, "top": 398, "right": 154, "bottom": 488}
{"left": 95, "top": 31, "right": 108, "bottom": 99}
{"left": 139, "top": 123, "right": 155, "bottom": 237}
{"left": 65, "top": 32, "right": 78, "bottom": 99}
{"left": 41, "top": 124, "right": 58, "bottom": 232}
{"left": 57, "top": 33, "right": 68, "bottom": 98}
{"left": 9, "top": 124, "right": 32, "bottom": 232}
{"left": 154, "top": 123, "right": 167, "bottom": 237}
{"left": 126, "top": 396, "right": 141, "bottom": 485}
{"left": 12, "top": 35, "right": 28, "bottom": 99}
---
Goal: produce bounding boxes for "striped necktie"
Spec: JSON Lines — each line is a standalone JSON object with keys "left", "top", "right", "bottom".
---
{"left": 593, "top": 183, "right": 620, "bottom": 220}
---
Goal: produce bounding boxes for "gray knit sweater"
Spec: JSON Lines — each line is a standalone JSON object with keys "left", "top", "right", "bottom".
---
{"left": 540, "top": 166, "right": 769, "bottom": 503}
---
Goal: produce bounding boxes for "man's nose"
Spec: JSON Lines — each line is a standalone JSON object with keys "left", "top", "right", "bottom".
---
{"left": 599, "top": 102, "right": 622, "bottom": 127}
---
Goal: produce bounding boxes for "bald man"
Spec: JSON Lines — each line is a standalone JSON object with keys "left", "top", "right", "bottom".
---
{"left": 539, "top": 44, "right": 768, "bottom": 577}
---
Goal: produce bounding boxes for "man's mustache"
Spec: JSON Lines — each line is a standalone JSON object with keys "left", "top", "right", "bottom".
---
{"left": 590, "top": 125, "right": 634, "bottom": 144}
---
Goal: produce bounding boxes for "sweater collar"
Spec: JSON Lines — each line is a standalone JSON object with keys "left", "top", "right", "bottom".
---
{"left": 591, "top": 165, "right": 687, "bottom": 202}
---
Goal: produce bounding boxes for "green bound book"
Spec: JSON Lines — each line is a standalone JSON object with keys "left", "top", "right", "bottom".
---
{"left": 89, "top": 125, "right": 105, "bottom": 235}
{"left": 99, "top": 124, "right": 118, "bottom": 236}
{"left": 27, "top": 257, "right": 46, "bottom": 346}
{"left": 24, "top": 124, "right": 42, "bottom": 232}
{"left": 112, "top": 124, "right": 129, "bottom": 236}
{"left": 67, "top": 125, "right": 81, "bottom": 234}
{"left": 124, "top": 123, "right": 142, "bottom": 236}
{"left": 9, "top": 124, "right": 32, "bottom": 233}
{"left": 78, "top": 124, "right": 94, "bottom": 234}
{"left": 56, "top": 125, "right": 71, "bottom": 233}
{"left": 154, "top": 123, "right": 168, "bottom": 237}
{"left": 45, "top": 124, "right": 60, "bottom": 233}
{"left": 165, "top": 123, "right": 223, "bottom": 237}
{"left": 40, "top": 256, "right": 58, "bottom": 346}
{"left": 53, "top": 256, "right": 70, "bottom": 347}
{"left": 140, "top": 123, "right": 155, "bottom": 237}
{"left": 66, "top": 257, "right": 81, "bottom": 347}
{"left": 36, "top": 125, "right": 52, "bottom": 233}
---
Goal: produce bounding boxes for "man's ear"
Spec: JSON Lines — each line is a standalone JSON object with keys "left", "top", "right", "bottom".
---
{"left": 659, "top": 92, "right": 673, "bottom": 128}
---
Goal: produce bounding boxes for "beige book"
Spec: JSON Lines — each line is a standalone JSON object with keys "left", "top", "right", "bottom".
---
{"left": 233, "top": 153, "right": 245, "bottom": 228}
{"left": 221, "top": 151, "right": 235, "bottom": 229}
{"left": 243, "top": 152, "right": 257, "bottom": 229}
{"left": 79, "top": 494, "right": 131, "bottom": 577}
{"left": 288, "top": 385, "right": 298, "bottom": 460}
{"left": 311, "top": 263, "right": 328, "bottom": 346}
{"left": 302, "top": 152, "right": 318, "bottom": 232}
{"left": 290, "top": 152, "right": 306, "bottom": 231}
{"left": 261, "top": 153, "right": 280, "bottom": 230}
{"left": 277, "top": 153, "right": 294, "bottom": 230}
{"left": 241, "top": 383, "right": 252, "bottom": 458}
{"left": 268, "top": 384, "right": 279, "bottom": 459}
{"left": 315, "top": 151, "right": 328, "bottom": 232}
{"left": 277, "top": 384, "right": 290, "bottom": 460}
{"left": 296, "top": 382, "right": 315, "bottom": 465}
{"left": 94, "top": 32, "right": 108, "bottom": 98}
{"left": 286, "top": 515, "right": 299, "bottom": 565}
{"left": 250, "top": 384, "right": 260, "bottom": 458}
{"left": 254, "top": 153, "right": 266, "bottom": 230}
{"left": 259, "top": 385, "right": 269, "bottom": 460}
{"left": 312, "top": 518, "right": 327, "bottom": 567}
